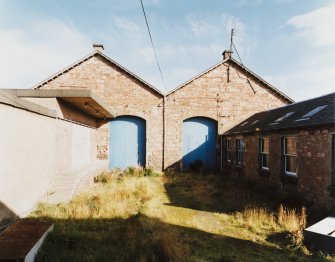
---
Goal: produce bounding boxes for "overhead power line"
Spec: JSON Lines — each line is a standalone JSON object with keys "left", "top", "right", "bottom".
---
{"left": 228, "top": 30, "right": 256, "bottom": 94}
{"left": 139, "top": 0, "right": 167, "bottom": 91}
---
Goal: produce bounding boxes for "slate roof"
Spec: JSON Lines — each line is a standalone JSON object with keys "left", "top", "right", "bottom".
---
{"left": 224, "top": 92, "right": 335, "bottom": 135}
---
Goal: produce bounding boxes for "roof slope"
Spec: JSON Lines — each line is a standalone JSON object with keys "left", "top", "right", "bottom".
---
{"left": 166, "top": 58, "right": 293, "bottom": 103}
{"left": 32, "top": 50, "right": 164, "bottom": 96}
{"left": 225, "top": 92, "right": 335, "bottom": 135}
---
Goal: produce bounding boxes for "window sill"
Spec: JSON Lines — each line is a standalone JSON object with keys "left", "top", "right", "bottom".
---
{"left": 281, "top": 173, "right": 298, "bottom": 184}
{"left": 257, "top": 168, "right": 270, "bottom": 177}
{"left": 327, "top": 185, "right": 335, "bottom": 197}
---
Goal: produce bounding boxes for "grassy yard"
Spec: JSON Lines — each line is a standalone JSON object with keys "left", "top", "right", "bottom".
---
{"left": 29, "top": 169, "right": 335, "bottom": 261}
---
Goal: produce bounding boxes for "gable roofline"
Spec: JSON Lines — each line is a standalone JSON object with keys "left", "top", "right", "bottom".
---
{"left": 31, "top": 50, "right": 164, "bottom": 97}
{"left": 166, "top": 58, "right": 294, "bottom": 103}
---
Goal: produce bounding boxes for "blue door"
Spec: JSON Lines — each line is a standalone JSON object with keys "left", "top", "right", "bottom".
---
{"left": 109, "top": 116, "right": 146, "bottom": 169}
{"left": 182, "top": 117, "right": 217, "bottom": 170}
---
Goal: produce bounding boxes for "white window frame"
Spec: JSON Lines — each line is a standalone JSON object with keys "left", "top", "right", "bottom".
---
{"left": 283, "top": 137, "right": 297, "bottom": 176}
{"left": 236, "top": 139, "right": 243, "bottom": 165}
{"left": 226, "top": 139, "right": 231, "bottom": 162}
{"left": 260, "top": 137, "right": 269, "bottom": 170}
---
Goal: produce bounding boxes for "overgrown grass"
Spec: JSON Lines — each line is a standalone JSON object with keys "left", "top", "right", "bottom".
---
{"left": 29, "top": 170, "right": 334, "bottom": 261}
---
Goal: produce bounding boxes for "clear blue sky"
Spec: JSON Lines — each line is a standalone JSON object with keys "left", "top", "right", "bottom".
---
{"left": 0, "top": 0, "right": 334, "bottom": 101}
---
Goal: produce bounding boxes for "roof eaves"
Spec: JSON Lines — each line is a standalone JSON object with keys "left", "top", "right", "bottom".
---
{"left": 166, "top": 60, "right": 226, "bottom": 96}
{"left": 166, "top": 58, "right": 293, "bottom": 104}
{"left": 96, "top": 51, "right": 164, "bottom": 96}
{"left": 224, "top": 121, "right": 335, "bottom": 136}
{"left": 31, "top": 51, "right": 164, "bottom": 97}
{"left": 229, "top": 58, "right": 294, "bottom": 104}
{"left": 0, "top": 91, "right": 57, "bottom": 118}
{"left": 31, "top": 51, "right": 97, "bottom": 89}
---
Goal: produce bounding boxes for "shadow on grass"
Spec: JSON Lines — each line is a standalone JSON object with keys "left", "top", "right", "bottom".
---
{"left": 26, "top": 214, "right": 320, "bottom": 262}
{"left": 163, "top": 171, "right": 279, "bottom": 214}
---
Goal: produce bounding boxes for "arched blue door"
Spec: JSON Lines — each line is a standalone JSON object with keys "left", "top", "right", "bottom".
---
{"left": 182, "top": 117, "right": 217, "bottom": 170}
{"left": 109, "top": 116, "right": 146, "bottom": 169}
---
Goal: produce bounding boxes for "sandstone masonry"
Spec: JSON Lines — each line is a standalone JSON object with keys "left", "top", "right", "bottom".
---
{"left": 36, "top": 48, "right": 291, "bottom": 171}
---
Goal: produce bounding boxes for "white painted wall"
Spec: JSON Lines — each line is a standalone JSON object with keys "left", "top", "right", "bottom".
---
{"left": 0, "top": 104, "right": 56, "bottom": 219}
{"left": 72, "top": 124, "right": 91, "bottom": 168}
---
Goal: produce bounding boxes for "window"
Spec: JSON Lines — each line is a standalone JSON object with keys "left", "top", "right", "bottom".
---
{"left": 295, "top": 105, "right": 328, "bottom": 122}
{"left": 226, "top": 139, "right": 232, "bottom": 162}
{"left": 332, "top": 134, "right": 335, "bottom": 186}
{"left": 259, "top": 137, "right": 269, "bottom": 170}
{"left": 236, "top": 139, "right": 244, "bottom": 165}
{"left": 282, "top": 137, "right": 297, "bottom": 176}
{"left": 275, "top": 112, "right": 295, "bottom": 122}
{"left": 302, "top": 105, "right": 327, "bottom": 118}
{"left": 251, "top": 120, "right": 259, "bottom": 125}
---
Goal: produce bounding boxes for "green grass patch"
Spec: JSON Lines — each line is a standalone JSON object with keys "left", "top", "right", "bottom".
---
{"left": 28, "top": 171, "right": 334, "bottom": 261}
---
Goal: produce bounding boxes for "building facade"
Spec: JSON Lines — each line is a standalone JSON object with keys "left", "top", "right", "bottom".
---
{"left": 35, "top": 46, "right": 292, "bottom": 171}
{"left": 220, "top": 93, "right": 335, "bottom": 206}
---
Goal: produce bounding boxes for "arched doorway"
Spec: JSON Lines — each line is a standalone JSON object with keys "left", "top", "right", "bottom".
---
{"left": 182, "top": 117, "right": 217, "bottom": 170}
{"left": 109, "top": 116, "right": 146, "bottom": 169}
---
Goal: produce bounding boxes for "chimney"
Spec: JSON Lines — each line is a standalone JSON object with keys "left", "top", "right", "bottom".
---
{"left": 93, "top": 44, "right": 104, "bottom": 52}
{"left": 222, "top": 50, "right": 233, "bottom": 60}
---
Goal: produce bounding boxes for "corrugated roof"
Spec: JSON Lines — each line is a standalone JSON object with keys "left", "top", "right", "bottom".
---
{"left": 224, "top": 92, "right": 335, "bottom": 135}
{"left": 32, "top": 50, "right": 164, "bottom": 97}
{"left": 166, "top": 58, "right": 293, "bottom": 103}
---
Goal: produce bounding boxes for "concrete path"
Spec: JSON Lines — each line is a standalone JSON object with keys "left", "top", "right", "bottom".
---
{"left": 45, "top": 160, "right": 108, "bottom": 204}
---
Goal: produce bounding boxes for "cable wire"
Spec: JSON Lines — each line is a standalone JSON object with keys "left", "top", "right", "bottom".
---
{"left": 139, "top": 0, "right": 167, "bottom": 91}
{"left": 232, "top": 42, "right": 256, "bottom": 94}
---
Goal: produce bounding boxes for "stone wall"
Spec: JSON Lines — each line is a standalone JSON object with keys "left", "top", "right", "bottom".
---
{"left": 164, "top": 63, "right": 288, "bottom": 169}
{"left": 39, "top": 54, "right": 164, "bottom": 170}
{"left": 221, "top": 125, "right": 335, "bottom": 207}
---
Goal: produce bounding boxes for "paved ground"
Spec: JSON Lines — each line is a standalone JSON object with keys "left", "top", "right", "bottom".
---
{"left": 0, "top": 221, "right": 53, "bottom": 261}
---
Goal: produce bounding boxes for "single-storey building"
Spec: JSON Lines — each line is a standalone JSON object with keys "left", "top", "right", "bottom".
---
{"left": 220, "top": 92, "right": 335, "bottom": 207}
{"left": 0, "top": 89, "right": 113, "bottom": 229}
{"left": 34, "top": 45, "right": 293, "bottom": 171}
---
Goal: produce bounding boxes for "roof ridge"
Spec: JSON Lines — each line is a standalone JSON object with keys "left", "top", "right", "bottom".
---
{"left": 166, "top": 57, "right": 293, "bottom": 103}
{"left": 166, "top": 60, "right": 226, "bottom": 96}
{"left": 262, "top": 92, "right": 335, "bottom": 113}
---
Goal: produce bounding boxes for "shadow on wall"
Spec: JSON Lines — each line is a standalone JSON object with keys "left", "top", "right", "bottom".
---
{"left": 27, "top": 214, "right": 313, "bottom": 261}
{"left": 182, "top": 117, "right": 217, "bottom": 171}
{"left": 0, "top": 201, "right": 19, "bottom": 232}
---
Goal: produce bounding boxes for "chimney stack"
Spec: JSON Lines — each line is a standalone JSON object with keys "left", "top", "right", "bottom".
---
{"left": 222, "top": 50, "right": 233, "bottom": 60}
{"left": 93, "top": 44, "right": 104, "bottom": 52}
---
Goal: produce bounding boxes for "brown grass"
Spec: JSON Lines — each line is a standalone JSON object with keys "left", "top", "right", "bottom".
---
{"left": 29, "top": 171, "right": 334, "bottom": 262}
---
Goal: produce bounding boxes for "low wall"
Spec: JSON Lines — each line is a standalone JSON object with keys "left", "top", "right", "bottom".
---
{"left": 0, "top": 104, "right": 56, "bottom": 229}
{"left": 0, "top": 99, "right": 98, "bottom": 230}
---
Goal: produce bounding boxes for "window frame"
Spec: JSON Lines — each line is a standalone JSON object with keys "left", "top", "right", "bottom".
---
{"left": 236, "top": 139, "right": 244, "bottom": 166}
{"left": 282, "top": 136, "right": 297, "bottom": 177}
{"left": 259, "top": 137, "right": 270, "bottom": 170}
{"left": 332, "top": 134, "right": 335, "bottom": 186}
{"left": 226, "top": 138, "right": 232, "bottom": 163}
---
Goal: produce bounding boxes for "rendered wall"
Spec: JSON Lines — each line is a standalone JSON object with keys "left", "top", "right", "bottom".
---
{"left": 0, "top": 102, "right": 98, "bottom": 230}
{"left": 0, "top": 104, "right": 56, "bottom": 229}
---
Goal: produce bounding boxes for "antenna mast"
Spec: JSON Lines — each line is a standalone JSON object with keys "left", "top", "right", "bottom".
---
{"left": 227, "top": 28, "right": 234, "bottom": 82}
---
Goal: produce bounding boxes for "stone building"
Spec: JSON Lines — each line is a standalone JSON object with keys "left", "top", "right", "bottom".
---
{"left": 35, "top": 45, "right": 293, "bottom": 171}
{"left": 220, "top": 92, "right": 335, "bottom": 206}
